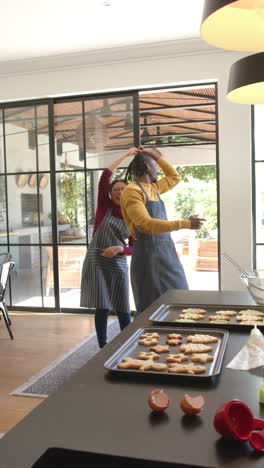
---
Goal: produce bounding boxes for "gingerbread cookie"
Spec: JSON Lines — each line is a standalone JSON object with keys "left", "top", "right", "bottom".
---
{"left": 181, "top": 308, "right": 207, "bottom": 314}
{"left": 137, "top": 351, "right": 160, "bottom": 360}
{"left": 239, "top": 321, "right": 264, "bottom": 326}
{"left": 215, "top": 310, "right": 237, "bottom": 316}
{"left": 209, "top": 320, "right": 230, "bottom": 324}
{"left": 138, "top": 337, "right": 159, "bottom": 347}
{"left": 118, "top": 358, "right": 144, "bottom": 370}
{"left": 138, "top": 360, "right": 167, "bottom": 372}
{"left": 179, "top": 313, "right": 204, "bottom": 320}
{"left": 209, "top": 315, "right": 230, "bottom": 321}
{"left": 167, "top": 333, "right": 183, "bottom": 339}
{"left": 236, "top": 315, "right": 262, "bottom": 322}
{"left": 174, "top": 318, "right": 195, "bottom": 323}
{"left": 140, "top": 332, "right": 160, "bottom": 339}
{"left": 166, "top": 353, "right": 189, "bottom": 363}
{"left": 187, "top": 334, "right": 219, "bottom": 344}
{"left": 168, "top": 362, "right": 206, "bottom": 374}
{"left": 118, "top": 357, "right": 167, "bottom": 372}
{"left": 238, "top": 309, "right": 264, "bottom": 316}
{"left": 180, "top": 343, "right": 213, "bottom": 354}
{"left": 191, "top": 353, "right": 214, "bottom": 363}
{"left": 150, "top": 344, "right": 170, "bottom": 354}
{"left": 166, "top": 338, "right": 182, "bottom": 346}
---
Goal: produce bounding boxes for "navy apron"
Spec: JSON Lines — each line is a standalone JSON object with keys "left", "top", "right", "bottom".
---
{"left": 131, "top": 181, "right": 188, "bottom": 316}
{"left": 80, "top": 208, "right": 130, "bottom": 313}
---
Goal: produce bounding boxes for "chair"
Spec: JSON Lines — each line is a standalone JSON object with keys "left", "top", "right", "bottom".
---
{"left": 0, "top": 253, "right": 15, "bottom": 339}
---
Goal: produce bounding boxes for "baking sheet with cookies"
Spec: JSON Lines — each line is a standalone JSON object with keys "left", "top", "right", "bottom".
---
{"left": 104, "top": 327, "right": 228, "bottom": 378}
{"left": 149, "top": 304, "right": 264, "bottom": 329}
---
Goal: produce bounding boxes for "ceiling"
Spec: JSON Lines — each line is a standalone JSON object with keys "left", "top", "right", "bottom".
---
{"left": 0, "top": 0, "right": 205, "bottom": 63}
{"left": 4, "top": 84, "right": 216, "bottom": 152}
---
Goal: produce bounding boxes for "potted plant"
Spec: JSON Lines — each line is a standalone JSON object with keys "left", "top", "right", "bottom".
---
{"left": 59, "top": 172, "right": 84, "bottom": 235}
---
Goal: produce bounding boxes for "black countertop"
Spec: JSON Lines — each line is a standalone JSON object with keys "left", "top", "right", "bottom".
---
{"left": 1, "top": 290, "right": 264, "bottom": 468}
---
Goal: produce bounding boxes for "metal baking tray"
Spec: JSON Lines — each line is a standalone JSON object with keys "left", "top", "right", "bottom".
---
{"left": 149, "top": 304, "right": 264, "bottom": 330}
{"left": 104, "top": 327, "right": 228, "bottom": 378}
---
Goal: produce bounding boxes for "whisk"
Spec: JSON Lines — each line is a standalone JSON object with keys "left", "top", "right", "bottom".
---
{"left": 222, "top": 252, "right": 249, "bottom": 277}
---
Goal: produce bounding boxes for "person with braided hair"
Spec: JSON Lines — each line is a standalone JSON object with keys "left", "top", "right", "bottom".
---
{"left": 121, "top": 146, "right": 204, "bottom": 317}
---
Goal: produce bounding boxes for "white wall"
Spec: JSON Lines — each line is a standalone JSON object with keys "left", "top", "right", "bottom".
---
{"left": 0, "top": 42, "right": 253, "bottom": 290}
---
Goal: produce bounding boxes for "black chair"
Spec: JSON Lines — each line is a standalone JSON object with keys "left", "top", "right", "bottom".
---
{"left": 0, "top": 253, "right": 15, "bottom": 339}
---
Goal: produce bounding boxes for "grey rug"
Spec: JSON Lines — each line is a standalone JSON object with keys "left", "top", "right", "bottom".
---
{"left": 11, "top": 320, "right": 120, "bottom": 398}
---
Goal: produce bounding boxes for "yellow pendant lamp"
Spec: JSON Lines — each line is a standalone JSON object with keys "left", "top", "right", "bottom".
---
{"left": 200, "top": 0, "right": 264, "bottom": 52}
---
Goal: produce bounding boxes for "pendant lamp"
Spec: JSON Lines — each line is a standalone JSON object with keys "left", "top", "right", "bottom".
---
{"left": 227, "top": 52, "right": 264, "bottom": 104}
{"left": 200, "top": 0, "right": 264, "bottom": 51}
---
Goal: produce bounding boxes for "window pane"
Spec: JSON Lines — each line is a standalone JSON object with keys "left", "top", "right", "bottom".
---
{"left": 84, "top": 96, "right": 134, "bottom": 169}
{"left": 5, "top": 107, "right": 37, "bottom": 173}
{"left": 0, "top": 175, "right": 7, "bottom": 242}
{"left": 37, "top": 105, "right": 50, "bottom": 172}
{"left": 43, "top": 246, "right": 55, "bottom": 307}
{"left": 54, "top": 101, "right": 83, "bottom": 171}
{"left": 56, "top": 171, "right": 86, "bottom": 244}
{"left": 256, "top": 245, "right": 264, "bottom": 269}
{"left": 9, "top": 246, "right": 42, "bottom": 307}
{"left": 0, "top": 110, "right": 4, "bottom": 174}
{"left": 58, "top": 245, "right": 86, "bottom": 308}
{"left": 255, "top": 162, "right": 264, "bottom": 244}
{"left": 254, "top": 105, "right": 264, "bottom": 161}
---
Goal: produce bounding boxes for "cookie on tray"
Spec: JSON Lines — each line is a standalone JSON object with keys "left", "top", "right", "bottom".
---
{"left": 150, "top": 345, "right": 170, "bottom": 354}
{"left": 179, "top": 313, "right": 204, "bottom": 320}
{"left": 174, "top": 318, "right": 196, "bottom": 323}
{"left": 236, "top": 315, "right": 263, "bottom": 322}
{"left": 191, "top": 353, "right": 214, "bottom": 363}
{"left": 138, "top": 337, "right": 159, "bottom": 347}
{"left": 137, "top": 351, "right": 160, "bottom": 360}
{"left": 239, "top": 321, "right": 264, "bottom": 326}
{"left": 209, "top": 315, "right": 230, "bottom": 321}
{"left": 168, "top": 362, "right": 206, "bottom": 374}
{"left": 166, "top": 353, "right": 189, "bottom": 363}
{"left": 215, "top": 310, "right": 237, "bottom": 316}
{"left": 238, "top": 309, "right": 264, "bottom": 317}
{"left": 181, "top": 308, "right": 207, "bottom": 314}
{"left": 166, "top": 338, "right": 182, "bottom": 346}
{"left": 167, "top": 333, "right": 183, "bottom": 339}
{"left": 187, "top": 334, "right": 219, "bottom": 344}
{"left": 180, "top": 343, "right": 213, "bottom": 354}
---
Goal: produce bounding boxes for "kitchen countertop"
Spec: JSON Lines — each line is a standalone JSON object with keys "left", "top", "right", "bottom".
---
{"left": 0, "top": 289, "right": 263, "bottom": 468}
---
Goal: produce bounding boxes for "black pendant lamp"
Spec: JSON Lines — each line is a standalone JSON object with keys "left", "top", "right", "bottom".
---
{"left": 200, "top": 0, "right": 264, "bottom": 52}
{"left": 227, "top": 52, "right": 264, "bottom": 104}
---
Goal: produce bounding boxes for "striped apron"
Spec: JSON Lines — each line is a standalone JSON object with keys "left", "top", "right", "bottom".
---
{"left": 80, "top": 208, "right": 130, "bottom": 312}
{"left": 131, "top": 181, "right": 188, "bottom": 316}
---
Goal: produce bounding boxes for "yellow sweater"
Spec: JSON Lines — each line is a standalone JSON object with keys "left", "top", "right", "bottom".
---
{"left": 121, "top": 157, "right": 191, "bottom": 238}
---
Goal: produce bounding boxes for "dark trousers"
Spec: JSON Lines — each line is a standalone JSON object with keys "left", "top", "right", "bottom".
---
{"left": 95, "top": 308, "right": 131, "bottom": 348}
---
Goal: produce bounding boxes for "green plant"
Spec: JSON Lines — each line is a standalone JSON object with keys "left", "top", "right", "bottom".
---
{"left": 60, "top": 172, "right": 82, "bottom": 228}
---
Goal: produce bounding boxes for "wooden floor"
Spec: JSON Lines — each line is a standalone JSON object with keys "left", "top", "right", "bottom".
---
{"left": 0, "top": 312, "right": 97, "bottom": 434}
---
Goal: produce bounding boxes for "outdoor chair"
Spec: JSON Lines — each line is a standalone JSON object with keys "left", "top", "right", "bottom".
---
{"left": 0, "top": 252, "right": 15, "bottom": 339}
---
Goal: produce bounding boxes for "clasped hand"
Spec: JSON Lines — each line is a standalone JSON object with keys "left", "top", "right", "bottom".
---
{"left": 101, "top": 246, "right": 124, "bottom": 257}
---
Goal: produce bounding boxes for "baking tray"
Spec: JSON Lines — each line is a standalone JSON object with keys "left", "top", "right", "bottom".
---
{"left": 104, "top": 327, "right": 228, "bottom": 378}
{"left": 149, "top": 304, "right": 264, "bottom": 330}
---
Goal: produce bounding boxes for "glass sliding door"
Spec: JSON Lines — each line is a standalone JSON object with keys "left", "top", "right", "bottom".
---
{"left": 0, "top": 83, "right": 218, "bottom": 312}
{"left": 0, "top": 102, "right": 54, "bottom": 307}
{"left": 53, "top": 93, "right": 135, "bottom": 309}
{"left": 138, "top": 84, "right": 219, "bottom": 290}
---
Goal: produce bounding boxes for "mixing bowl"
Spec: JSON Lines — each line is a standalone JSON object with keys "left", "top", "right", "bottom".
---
{"left": 240, "top": 270, "right": 264, "bottom": 305}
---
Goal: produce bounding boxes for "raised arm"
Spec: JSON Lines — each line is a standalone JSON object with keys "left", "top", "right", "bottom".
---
{"left": 107, "top": 147, "right": 140, "bottom": 172}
